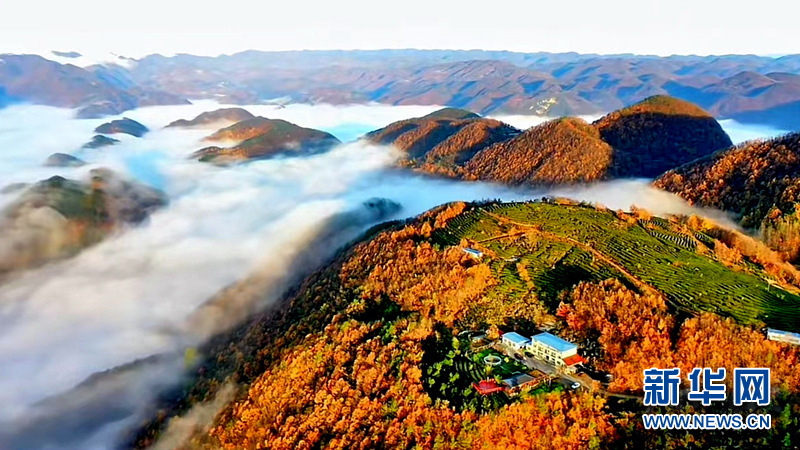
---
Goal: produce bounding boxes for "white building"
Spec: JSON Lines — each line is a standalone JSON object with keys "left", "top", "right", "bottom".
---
{"left": 527, "top": 332, "right": 580, "bottom": 368}
{"left": 767, "top": 328, "right": 800, "bottom": 346}
{"left": 501, "top": 331, "right": 530, "bottom": 350}
{"left": 462, "top": 248, "right": 483, "bottom": 259}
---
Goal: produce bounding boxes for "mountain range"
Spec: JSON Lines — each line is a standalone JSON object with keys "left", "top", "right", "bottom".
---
{"left": 3, "top": 50, "right": 800, "bottom": 129}
{"left": 0, "top": 54, "right": 188, "bottom": 117}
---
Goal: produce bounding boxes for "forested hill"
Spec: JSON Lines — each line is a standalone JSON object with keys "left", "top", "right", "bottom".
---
{"left": 365, "top": 96, "right": 732, "bottom": 184}
{"left": 655, "top": 132, "right": 800, "bottom": 261}
{"left": 594, "top": 96, "right": 733, "bottom": 177}
{"left": 462, "top": 117, "right": 614, "bottom": 184}
{"left": 191, "top": 117, "right": 341, "bottom": 163}
{"left": 133, "top": 201, "right": 800, "bottom": 449}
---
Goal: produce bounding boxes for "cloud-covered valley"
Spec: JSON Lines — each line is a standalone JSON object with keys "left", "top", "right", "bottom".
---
{"left": 0, "top": 101, "right": 787, "bottom": 448}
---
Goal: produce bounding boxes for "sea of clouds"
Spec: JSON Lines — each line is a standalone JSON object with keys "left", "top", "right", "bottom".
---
{"left": 0, "top": 101, "right": 787, "bottom": 448}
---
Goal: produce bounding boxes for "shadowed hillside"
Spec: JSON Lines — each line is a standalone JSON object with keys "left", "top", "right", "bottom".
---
{"left": 594, "top": 96, "right": 733, "bottom": 177}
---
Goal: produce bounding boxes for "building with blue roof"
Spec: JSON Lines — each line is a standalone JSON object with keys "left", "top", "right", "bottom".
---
{"left": 767, "top": 328, "right": 800, "bottom": 346}
{"left": 462, "top": 247, "right": 484, "bottom": 259}
{"left": 528, "top": 332, "right": 578, "bottom": 367}
{"left": 501, "top": 331, "right": 530, "bottom": 349}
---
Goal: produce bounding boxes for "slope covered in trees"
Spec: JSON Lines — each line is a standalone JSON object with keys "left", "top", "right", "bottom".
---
{"left": 0, "top": 169, "right": 166, "bottom": 276}
{"left": 365, "top": 96, "right": 732, "bottom": 184}
{"left": 464, "top": 117, "right": 614, "bottom": 184}
{"left": 192, "top": 117, "right": 341, "bottom": 163}
{"left": 594, "top": 95, "right": 733, "bottom": 177}
{"left": 364, "top": 108, "right": 518, "bottom": 173}
{"left": 655, "top": 132, "right": 800, "bottom": 261}
{"left": 133, "top": 201, "right": 800, "bottom": 450}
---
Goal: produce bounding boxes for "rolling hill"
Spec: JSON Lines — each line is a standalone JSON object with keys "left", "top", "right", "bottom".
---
{"left": 94, "top": 118, "right": 149, "bottom": 137}
{"left": 132, "top": 200, "right": 800, "bottom": 449}
{"left": 463, "top": 117, "right": 614, "bottom": 184}
{"left": 192, "top": 117, "right": 341, "bottom": 163}
{"left": 0, "top": 169, "right": 166, "bottom": 276}
{"left": 165, "top": 108, "right": 255, "bottom": 128}
{"left": 366, "top": 96, "right": 732, "bottom": 184}
{"left": 593, "top": 95, "right": 733, "bottom": 177}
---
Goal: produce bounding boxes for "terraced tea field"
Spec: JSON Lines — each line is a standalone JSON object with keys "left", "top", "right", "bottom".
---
{"left": 431, "top": 201, "right": 800, "bottom": 332}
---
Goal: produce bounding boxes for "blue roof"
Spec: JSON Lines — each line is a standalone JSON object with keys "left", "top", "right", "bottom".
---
{"left": 503, "top": 332, "right": 530, "bottom": 346}
{"left": 768, "top": 328, "right": 800, "bottom": 337}
{"left": 532, "top": 332, "right": 576, "bottom": 353}
{"left": 463, "top": 248, "right": 483, "bottom": 256}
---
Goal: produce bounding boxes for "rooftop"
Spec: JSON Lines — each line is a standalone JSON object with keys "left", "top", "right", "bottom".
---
{"left": 462, "top": 247, "right": 483, "bottom": 257}
{"left": 473, "top": 380, "right": 505, "bottom": 395}
{"left": 563, "top": 354, "right": 585, "bottom": 366}
{"left": 503, "top": 331, "right": 530, "bottom": 346}
{"left": 767, "top": 328, "right": 800, "bottom": 337}
{"left": 502, "top": 373, "right": 537, "bottom": 389}
{"left": 532, "top": 332, "right": 577, "bottom": 353}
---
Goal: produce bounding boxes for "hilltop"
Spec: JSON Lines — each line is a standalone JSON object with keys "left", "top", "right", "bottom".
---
{"left": 365, "top": 107, "right": 519, "bottom": 173}
{"left": 94, "top": 118, "right": 149, "bottom": 137}
{"left": 192, "top": 117, "right": 341, "bottom": 163}
{"left": 366, "top": 97, "right": 732, "bottom": 184}
{"left": 81, "top": 135, "right": 119, "bottom": 149}
{"left": 594, "top": 96, "right": 733, "bottom": 177}
{"left": 655, "top": 132, "right": 800, "bottom": 261}
{"left": 165, "top": 108, "right": 255, "bottom": 128}
{"left": 0, "top": 169, "right": 166, "bottom": 276}
{"left": 134, "top": 201, "right": 800, "bottom": 449}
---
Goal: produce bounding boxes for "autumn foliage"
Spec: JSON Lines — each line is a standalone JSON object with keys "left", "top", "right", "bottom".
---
{"left": 558, "top": 279, "right": 675, "bottom": 392}
{"left": 655, "top": 132, "right": 800, "bottom": 261}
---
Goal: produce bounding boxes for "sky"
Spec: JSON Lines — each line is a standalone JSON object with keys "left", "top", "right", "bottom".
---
{"left": 1, "top": 0, "right": 799, "bottom": 58}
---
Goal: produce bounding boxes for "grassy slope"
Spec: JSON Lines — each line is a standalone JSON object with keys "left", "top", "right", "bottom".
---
{"left": 433, "top": 202, "right": 800, "bottom": 331}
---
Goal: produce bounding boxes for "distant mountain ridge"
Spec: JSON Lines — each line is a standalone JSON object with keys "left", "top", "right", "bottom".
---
{"left": 0, "top": 54, "right": 189, "bottom": 117}
{"left": 2, "top": 50, "right": 800, "bottom": 127}
{"left": 119, "top": 50, "right": 800, "bottom": 129}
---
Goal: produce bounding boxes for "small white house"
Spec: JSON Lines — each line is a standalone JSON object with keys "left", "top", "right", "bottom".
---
{"left": 501, "top": 332, "right": 530, "bottom": 350}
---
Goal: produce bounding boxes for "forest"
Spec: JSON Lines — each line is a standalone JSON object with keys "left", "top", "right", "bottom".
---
{"left": 656, "top": 132, "right": 800, "bottom": 263}
{"left": 131, "top": 200, "right": 800, "bottom": 449}
{"left": 366, "top": 95, "right": 733, "bottom": 185}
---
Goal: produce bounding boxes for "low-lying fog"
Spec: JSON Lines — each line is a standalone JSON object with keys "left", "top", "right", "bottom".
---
{"left": 0, "top": 101, "right": 787, "bottom": 449}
